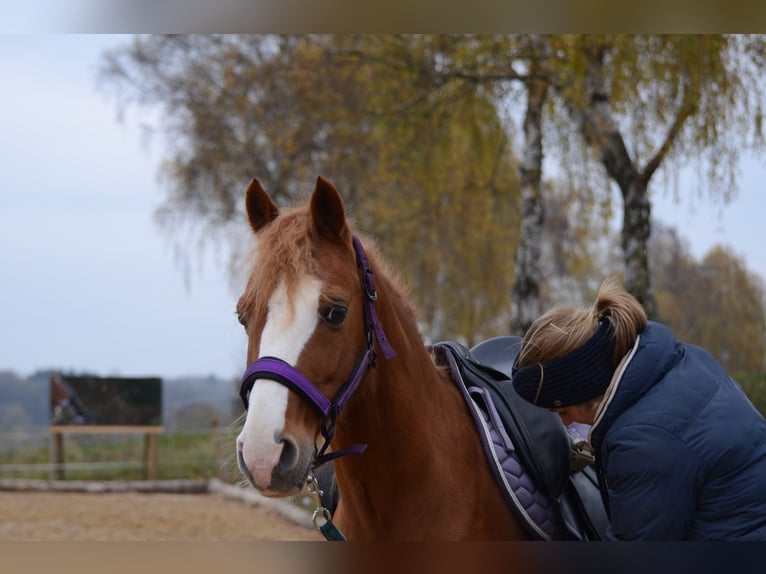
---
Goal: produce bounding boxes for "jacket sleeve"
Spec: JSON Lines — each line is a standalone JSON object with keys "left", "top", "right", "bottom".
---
{"left": 602, "top": 425, "right": 701, "bottom": 540}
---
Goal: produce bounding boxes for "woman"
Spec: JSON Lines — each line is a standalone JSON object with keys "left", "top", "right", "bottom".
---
{"left": 512, "top": 276, "right": 766, "bottom": 540}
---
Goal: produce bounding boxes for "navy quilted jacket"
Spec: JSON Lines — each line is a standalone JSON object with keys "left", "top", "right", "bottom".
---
{"left": 589, "top": 321, "right": 766, "bottom": 540}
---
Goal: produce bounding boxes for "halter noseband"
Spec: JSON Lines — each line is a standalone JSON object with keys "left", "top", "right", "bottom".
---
{"left": 239, "top": 235, "right": 397, "bottom": 466}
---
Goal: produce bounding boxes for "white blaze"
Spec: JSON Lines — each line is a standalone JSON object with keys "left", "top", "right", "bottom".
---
{"left": 237, "top": 275, "right": 321, "bottom": 488}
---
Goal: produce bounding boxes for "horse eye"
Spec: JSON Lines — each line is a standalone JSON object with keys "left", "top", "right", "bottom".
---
{"left": 236, "top": 309, "right": 248, "bottom": 329}
{"left": 320, "top": 304, "right": 348, "bottom": 326}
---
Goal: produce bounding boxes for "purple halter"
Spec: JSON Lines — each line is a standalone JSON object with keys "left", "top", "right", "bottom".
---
{"left": 239, "top": 236, "right": 397, "bottom": 466}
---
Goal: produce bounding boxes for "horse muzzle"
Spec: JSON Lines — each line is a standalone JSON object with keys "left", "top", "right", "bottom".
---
{"left": 236, "top": 432, "right": 313, "bottom": 497}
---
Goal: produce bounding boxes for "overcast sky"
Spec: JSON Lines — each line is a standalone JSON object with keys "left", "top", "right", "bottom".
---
{"left": 1, "top": 35, "right": 765, "bottom": 380}
{"left": 1, "top": 35, "right": 247, "bottom": 380}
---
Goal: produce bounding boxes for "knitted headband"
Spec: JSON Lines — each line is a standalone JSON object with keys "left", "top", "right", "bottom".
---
{"left": 512, "top": 319, "right": 616, "bottom": 409}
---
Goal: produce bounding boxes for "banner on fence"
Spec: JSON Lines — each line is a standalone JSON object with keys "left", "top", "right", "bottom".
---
{"left": 50, "top": 374, "right": 162, "bottom": 427}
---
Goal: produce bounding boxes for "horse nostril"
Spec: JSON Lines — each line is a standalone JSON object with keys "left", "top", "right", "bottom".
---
{"left": 276, "top": 435, "right": 299, "bottom": 474}
{"left": 237, "top": 449, "right": 255, "bottom": 484}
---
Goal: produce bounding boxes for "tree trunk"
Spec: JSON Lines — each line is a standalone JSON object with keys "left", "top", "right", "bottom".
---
{"left": 622, "top": 178, "right": 656, "bottom": 318}
{"left": 573, "top": 41, "right": 659, "bottom": 319}
{"left": 511, "top": 67, "right": 549, "bottom": 335}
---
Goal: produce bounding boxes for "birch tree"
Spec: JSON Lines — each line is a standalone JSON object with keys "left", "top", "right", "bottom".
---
{"left": 551, "top": 35, "right": 766, "bottom": 318}
{"left": 100, "top": 34, "right": 766, "bottom": 340}
{"left": 430, "top": 34, "right": 766, "bottom": 322}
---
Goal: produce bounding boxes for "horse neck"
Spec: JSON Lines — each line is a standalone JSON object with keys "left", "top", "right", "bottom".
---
{"left": 348, "top": 271, "right": 452, "bottom": 431}
{"left": 329, "top": 273, "right": 521, "bottom": 539}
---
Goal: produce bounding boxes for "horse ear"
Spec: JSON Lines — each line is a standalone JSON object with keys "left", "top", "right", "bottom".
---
{"left": 245, "top": 178, "right": 279, "bottom": 234}
{"left": 311, "top": 176, "right": 349, "bottom": 242}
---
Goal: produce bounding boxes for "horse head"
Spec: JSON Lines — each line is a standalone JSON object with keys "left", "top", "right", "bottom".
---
{"left": 235, "top": 176, "right": 377, "bottom": 497}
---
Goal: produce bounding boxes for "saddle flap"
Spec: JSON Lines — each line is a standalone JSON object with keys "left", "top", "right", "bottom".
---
{"left": 435, "top": 341, "right": 572, "bottom": 500}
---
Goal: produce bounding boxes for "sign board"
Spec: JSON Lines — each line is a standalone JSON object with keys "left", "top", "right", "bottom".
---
{"left": 50, "top": 374, "right": 162, "bottom": 427}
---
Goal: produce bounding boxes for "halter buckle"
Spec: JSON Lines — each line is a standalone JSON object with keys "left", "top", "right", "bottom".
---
{"left": 363, "top": 267, "right": 378, "bottom": 301}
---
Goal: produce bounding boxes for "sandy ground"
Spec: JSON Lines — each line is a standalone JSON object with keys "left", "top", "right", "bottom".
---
{"left": 0, "top": 491, "right": 323, "bottom": 541}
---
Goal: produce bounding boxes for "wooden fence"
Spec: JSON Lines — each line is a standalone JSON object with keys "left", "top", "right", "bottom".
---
{"left": 48, "top": 425, "right": 164, "bottom": 480}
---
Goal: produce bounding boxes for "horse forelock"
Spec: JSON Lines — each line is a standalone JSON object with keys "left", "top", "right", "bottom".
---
{"left": 241, "top": 207, "right": 321, "bottom": 323}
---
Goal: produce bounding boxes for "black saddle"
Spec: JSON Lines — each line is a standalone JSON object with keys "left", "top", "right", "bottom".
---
{"left": 461, "top": 337, "right": 571, "bottom": 498}
{"left": 468, "top": 335, "right": 609, "bottom": 540}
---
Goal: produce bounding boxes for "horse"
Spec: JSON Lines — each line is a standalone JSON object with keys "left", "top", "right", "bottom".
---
{"left": 234, "top": 176, "right": 531, "bottom": 540}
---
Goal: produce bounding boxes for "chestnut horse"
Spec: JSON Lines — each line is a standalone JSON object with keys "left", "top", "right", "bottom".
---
{"left": 235, "top": 176, "right": 528, "bottom": 540}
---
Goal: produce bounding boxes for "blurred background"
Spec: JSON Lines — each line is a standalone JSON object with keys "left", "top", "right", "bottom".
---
{"left": 2, "top": 34, "right": 766, "bottom": 483}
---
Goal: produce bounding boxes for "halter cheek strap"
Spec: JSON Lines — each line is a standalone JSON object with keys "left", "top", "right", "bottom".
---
{"left": 353, "top": 236, "right": 397, "bottom": 362}
{"left": 239, "top": 235, "right": 397, "bottom": 466}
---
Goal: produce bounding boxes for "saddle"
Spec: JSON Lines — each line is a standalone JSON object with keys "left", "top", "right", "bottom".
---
{"left": 438, "top": 336, "right": 609, "bottom": 540}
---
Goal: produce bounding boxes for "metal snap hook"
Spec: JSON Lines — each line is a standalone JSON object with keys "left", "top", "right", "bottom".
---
{"left": 312, "top": 507, "right": 332, "bottom": 528}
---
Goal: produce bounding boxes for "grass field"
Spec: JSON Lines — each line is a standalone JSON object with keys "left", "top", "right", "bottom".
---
{"left": 0, "top": 428, "right": 240, "bottom": 482}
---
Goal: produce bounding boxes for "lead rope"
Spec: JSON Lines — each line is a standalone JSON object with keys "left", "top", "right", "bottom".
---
{"left": 306, "top": 471, "right": 346, "bottom": 541}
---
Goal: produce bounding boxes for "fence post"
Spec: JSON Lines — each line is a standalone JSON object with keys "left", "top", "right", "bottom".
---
{"left": 143, "top": 433, "right": 159, "bottom": 480}
{"left": 50, "top": 431, "right": 64, "bottom": 480}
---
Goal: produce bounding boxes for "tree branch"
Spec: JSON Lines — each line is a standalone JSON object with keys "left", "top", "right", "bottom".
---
{"left": 331, "top": 45, "right": 528, "bottom": 85}
{"left": 640, "top": 84, "right": 698, "bottom": 184}
{"left": 434, "top": 68, "right": 529, "bottom": 85}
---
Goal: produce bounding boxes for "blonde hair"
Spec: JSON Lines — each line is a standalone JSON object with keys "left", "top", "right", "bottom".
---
{"left": 517, "top": 276, "right": 648, "bottom": 369}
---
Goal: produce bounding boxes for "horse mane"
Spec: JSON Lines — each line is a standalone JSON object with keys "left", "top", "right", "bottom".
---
{"left": 240, "top": 202, "right": 420, "bottom": 337}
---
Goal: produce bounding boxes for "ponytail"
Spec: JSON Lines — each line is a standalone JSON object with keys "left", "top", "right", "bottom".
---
{"left": 516, "top": 275, "right": 647, "bottom": 370}
{"left": 593, "top": 276, "right": 648, "bottom": 364}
